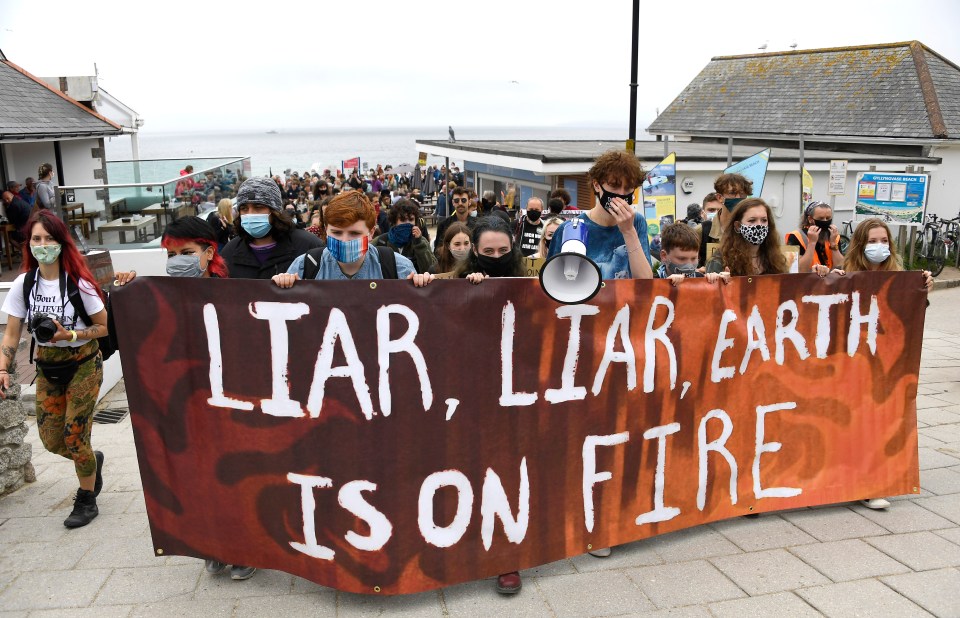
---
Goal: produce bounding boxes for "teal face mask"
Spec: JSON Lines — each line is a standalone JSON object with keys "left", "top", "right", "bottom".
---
{"left": 724, "top": 198, "right": 745, "bottom": 211}
{"left": 31, "top": 243, "right": 61, "bottom": 265}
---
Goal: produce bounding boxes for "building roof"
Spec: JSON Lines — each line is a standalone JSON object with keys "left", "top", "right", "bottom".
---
{"left": 0, "top": 56, "right": 122, "bottom": 141}
{"left": 647, "top": 41, "right": 960, "bottom": 142}
{"left": 416, "top": 139, "right": 940, "bottom": 174}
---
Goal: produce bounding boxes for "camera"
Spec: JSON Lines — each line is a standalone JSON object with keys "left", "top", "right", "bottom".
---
{"left": 29, "top": 313, "right": 60, "bottom": 343}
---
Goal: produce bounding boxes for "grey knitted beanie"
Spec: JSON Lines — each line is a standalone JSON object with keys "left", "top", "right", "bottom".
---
{"left": 236, "top": 177, "right": 282, "bottom": 212}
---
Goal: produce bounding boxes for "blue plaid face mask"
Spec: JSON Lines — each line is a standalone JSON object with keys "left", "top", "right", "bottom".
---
{"left": 326, "top": 235, "right": 369, "bottom": 263}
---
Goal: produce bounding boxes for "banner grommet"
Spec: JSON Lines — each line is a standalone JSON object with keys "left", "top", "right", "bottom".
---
{"left": 374, "top": 586, "right": 381, "bottom": 593}
{"left": 370, "top": 282, "right": 378, "bottom": 290}
{"left": 156, "top": 549, "right": 164, "bottom": 555}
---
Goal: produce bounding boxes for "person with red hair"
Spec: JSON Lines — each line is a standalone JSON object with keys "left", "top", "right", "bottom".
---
{"left": 0, "top": 210, "right": 109, "bottom": 528}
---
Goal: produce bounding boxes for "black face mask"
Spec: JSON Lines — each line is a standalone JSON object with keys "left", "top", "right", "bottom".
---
{"left": 724, "top": 197, "right": 745, "bottom": 211}
{"left": 596, "top": 187, "right": 634, "bottom": 211}
{"left": 476, "top": 251, "right": 516, "bottom": 277}
{"left": 526, "top": 209, "right": 542, "bottom": 222}
{"left": 814, "top": 219, "right": 833, "bottom": 231}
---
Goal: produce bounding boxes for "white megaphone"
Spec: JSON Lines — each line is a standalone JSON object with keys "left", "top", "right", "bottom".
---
{"left": 539, "top": 218, "right": 602, "bottom": 304}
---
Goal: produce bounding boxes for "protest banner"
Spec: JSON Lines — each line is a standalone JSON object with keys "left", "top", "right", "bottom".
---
{"left": 114, "top": 273, "right": 925, "bottom": 595}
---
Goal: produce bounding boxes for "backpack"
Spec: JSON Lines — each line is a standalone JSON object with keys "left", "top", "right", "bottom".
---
{"left": 301, "top": 245, "right": 398, "bottom": 281}
{"left": 23, "top": 270, "right": 118, "bottom": 363}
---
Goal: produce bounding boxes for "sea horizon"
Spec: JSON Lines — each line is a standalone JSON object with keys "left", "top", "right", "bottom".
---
{"left": 104, "top": 124, "right": 645, "bottom": 177}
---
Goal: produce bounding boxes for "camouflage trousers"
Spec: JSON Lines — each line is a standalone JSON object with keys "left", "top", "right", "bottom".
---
{"left": 35, "top": 340, "right": 103, "bottom": 478}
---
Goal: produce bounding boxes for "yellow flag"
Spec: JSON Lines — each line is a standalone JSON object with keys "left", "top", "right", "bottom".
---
{"left": 801, "top": 167, "right": 814, "bottom": 209}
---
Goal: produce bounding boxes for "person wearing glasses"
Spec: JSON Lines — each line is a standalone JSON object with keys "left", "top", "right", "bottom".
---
{"left": 434, "top": 186, "right": 477, "bottom": 252}
{"left": 546, "top": 149, "right": 653, "bottom": 281}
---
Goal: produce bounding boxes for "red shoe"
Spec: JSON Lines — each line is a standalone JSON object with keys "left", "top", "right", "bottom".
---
{"left": 496, "top": 571, "right": 522, "bottom": 595}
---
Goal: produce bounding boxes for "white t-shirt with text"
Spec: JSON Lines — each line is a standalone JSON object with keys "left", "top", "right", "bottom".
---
{"left": 1, "top": 272, "right": 105, "bottom": 348}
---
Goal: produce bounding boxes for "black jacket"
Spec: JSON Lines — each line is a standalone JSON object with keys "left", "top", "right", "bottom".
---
{"left": 222, "top": 228, "right": 324, "bottom": 280}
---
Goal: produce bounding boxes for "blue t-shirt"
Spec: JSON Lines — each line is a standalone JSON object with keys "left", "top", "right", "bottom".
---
{"left": 287, "top": 247, "right": 415, "bottom": 280}
{"left": 547, "top": 213, "right": 651, "bottom": 279}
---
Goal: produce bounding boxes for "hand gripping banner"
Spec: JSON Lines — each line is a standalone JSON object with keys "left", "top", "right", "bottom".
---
{"left": 114, "top": 272, "right": 925, "bottom": 594}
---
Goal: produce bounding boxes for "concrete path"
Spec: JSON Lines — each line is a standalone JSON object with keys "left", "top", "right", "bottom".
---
{"left": 1, "top": 287, "right": 959, "bottom": 617}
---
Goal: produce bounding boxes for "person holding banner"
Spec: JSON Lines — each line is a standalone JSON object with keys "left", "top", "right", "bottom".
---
{"left": 655, "top": 223, "right": 730, "bottom": 286}
{"left": 706, "top": 198, "right": 788, "bottom": 276}
{"left": 221, "top": 177, "right": 324, "bottom": 280}
{"left": 831, "top": 217, "right": 932, "bottom": 509}
{"left": 0, "top": 210, "right": 108, "bottom": 529}
{"left": 454, "top": 216, "right": 526, "bottom": 284}
{"left": 786, "top": 201, "right": 844, "bottom": 275}
{"left": 272, "top": 191, "right": 434, "bottom": 286}
{"left": 546, "top": 149, "right": 653, "bottom": 280}
{"left": 431, "top": 222, "right": 473, "bottom": 274}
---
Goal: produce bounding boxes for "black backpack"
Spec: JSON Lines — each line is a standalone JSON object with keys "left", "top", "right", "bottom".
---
{"left": 23, "top": 269, "right": 118, "bottom": 362}
{"left": 301, "top": 245, "right": 398, "bottom": 281}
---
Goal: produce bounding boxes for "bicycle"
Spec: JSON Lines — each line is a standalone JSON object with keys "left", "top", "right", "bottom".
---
{"left": 914, "top": 213, "right": 959, "bottom": 277}
{"left": 837, "top": 213, "right": 892, "bottom": 255}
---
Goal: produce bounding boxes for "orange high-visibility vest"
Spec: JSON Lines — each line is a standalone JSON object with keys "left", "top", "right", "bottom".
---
{"left": 786, "top": 230, "right": 835, "bottom": 269}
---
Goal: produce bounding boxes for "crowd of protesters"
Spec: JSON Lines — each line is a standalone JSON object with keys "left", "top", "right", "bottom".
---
{"left": 0, "top": 151, "right": 936, "bottom": 595}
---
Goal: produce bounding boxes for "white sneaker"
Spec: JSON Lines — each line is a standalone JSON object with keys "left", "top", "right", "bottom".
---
{"left": 588, "top": 547, "right": 611, "bottom": 558}
{"left": 861, "top": 498, "right": 891, "bottom": 510}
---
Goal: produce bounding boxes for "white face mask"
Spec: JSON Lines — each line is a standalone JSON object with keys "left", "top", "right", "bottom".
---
{"left": 706, "top": 211, "right": 717, "bottom": 221}
{"left": 864, "top": 243, "right": 891, "bottom": 264}
{"left": 450, "top": 247, "right": 470, "bottom": 260}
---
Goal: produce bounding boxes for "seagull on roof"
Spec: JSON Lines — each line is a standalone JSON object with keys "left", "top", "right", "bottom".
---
{"left": 758, "top": 41, "right": 768, "bottom": 50}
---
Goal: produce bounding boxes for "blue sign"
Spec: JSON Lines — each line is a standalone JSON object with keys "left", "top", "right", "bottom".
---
{"left": 855, "top": 173, "right": 929, "bottom": 224}
{"left": 724, "top": 149, "right": 770, "bottom": 197}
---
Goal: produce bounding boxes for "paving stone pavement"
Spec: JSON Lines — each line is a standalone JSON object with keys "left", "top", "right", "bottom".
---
{"left": 1, "top": 287, "right": 958, "bottom": 617}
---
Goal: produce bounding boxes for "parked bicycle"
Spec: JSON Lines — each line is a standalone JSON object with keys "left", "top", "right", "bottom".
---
{"left": 914, "top": 213, "right": 960, "bottom": 277}
{"left": 838, "top": 213, "right": 892, "bottom": 255}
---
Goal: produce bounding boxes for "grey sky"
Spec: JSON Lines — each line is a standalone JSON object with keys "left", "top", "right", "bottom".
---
{"left": 3, "top": 0, "right": 959, "bottom": 134}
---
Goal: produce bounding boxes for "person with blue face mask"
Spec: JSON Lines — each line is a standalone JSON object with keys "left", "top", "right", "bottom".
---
{"left": 220, "top": 177, "right": 324, "bottom": 280}
{"left": 114, "top": 217, "right": 230, "bottom": 285}
{"left": 272, "top": 191, "right": 434, "bottom": 288}
{"left": 372, "top": 199, "right": 437, "bottom": 274}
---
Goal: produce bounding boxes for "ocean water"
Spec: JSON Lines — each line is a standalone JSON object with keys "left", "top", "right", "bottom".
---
{"left": 104, "top": 126, "right": 627, "bottom": 178}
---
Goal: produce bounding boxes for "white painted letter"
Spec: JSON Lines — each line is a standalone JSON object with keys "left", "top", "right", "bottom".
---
{"left": 306, "top": 309, "right": 375, "bottom": 419}
{"left": 711, "top": 310, "right": 738, "bottom": 383}
{"left": 754, "top": 402, "right": 802, "bottom": 499}
{"left": 480, "top": 458, "right": 530, "bottom": 551}
{"left": 204, "top": 304, "right": 254, "bottom": 411}
{"left": 250, "top": 302, "right": 310, "bottom": 417}
{"left": 418, "top": 470, "right": 474, "bottom": 548}
{"left": 500, "top": 301, "right": 538, "bottom": 407}
{"left": 545, "top": 305, "right": 599, "bottom": 403}
{"left": 697, "top": 409, "right": 738, "bottom": 510}
{"left": 377, "top": 304, "right": 433, "bottom": 416}
{"left": 582, "top": 432, "right": 630, "bottom": 532}
{"left": 801, "top": 294, "right": 849, "bottom": 359}
{"left": 338, "top": 480, "right": 393, "bottom": 552}
{"left": 592, "top": 305, "right": 637, "bottom": 396}
{"left": 739, "top": 305, "right": 771, "bottom": 375}
{"left": 848, "top": 292, "right": 879, "bottom": 356}
{"left": 288, "top": 472, "right": 335, "bottom": 560}
{"left": 644, "top": 296, "right": 677, "bottom": 393}
{"left": 775, "top": 300, "right": 810, "bottom": 364}
{"left": 635, "top": 423, "right": 682, "bottom": 525}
